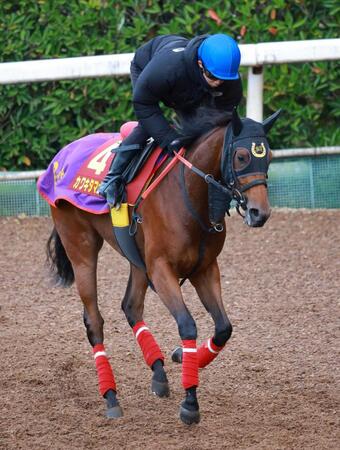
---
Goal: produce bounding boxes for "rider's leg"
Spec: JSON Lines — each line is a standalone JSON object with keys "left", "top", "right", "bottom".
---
{"left": 97, "top": 124, "right": 148, "bottom": 207}
{"left": 98, "top": 59, "right": 147, "bottom": 207}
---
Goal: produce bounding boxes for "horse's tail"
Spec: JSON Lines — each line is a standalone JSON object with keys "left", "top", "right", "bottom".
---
{"left": 46, "top": 228, "right": 75, "bottom": 287}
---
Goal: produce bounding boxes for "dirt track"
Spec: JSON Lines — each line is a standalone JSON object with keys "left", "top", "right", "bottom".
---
{"left": 0, "top": 210, "right": 339, "bottom": 450}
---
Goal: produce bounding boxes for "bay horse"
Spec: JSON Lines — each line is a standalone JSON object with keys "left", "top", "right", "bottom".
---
{"left": 45, "top": 107, "right": 280, "bottom": 424}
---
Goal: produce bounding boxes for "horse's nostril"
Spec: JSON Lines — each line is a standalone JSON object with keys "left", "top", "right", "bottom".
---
{"left": 247, "top": 207, "right": 269, "bottom": 227}
{"left": 249, "top": 208, "right": 259, "bottom": 218}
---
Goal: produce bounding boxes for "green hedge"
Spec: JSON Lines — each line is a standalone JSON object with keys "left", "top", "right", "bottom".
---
{"left": 0, "top": 0, "right": 338, "bottom": 170}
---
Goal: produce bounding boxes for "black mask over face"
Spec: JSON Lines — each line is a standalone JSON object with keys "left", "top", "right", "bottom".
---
{"left": 209, "top": 108, "right": 281, "bottom": 224}
{"left": 221, "top": 108, "right": 281, "bottom": 188}
{"left": 223, "top": 118, "right": 270, "bottom": 183}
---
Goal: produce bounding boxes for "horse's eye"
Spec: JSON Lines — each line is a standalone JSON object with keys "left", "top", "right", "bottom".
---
{"left": 233, "top": 147, "right": 250, "bottom": 170}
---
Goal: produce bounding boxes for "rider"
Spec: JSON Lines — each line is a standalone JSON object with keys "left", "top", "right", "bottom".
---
{"left": 98, "top": 33, "right": 243, "bottom": 207}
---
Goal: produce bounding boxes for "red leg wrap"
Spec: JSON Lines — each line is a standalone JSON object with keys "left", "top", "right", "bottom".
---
{"left": 93, "top": 344, "right": 116, "bottom": 396}
{"left": 182, "top": 340, "right": 199, "bottom": 389}
{"left": 133, "top": 321, "right": 164, "bottom": 367}
{"left": 198, "top": 338, "right": 224, "bottom": 368}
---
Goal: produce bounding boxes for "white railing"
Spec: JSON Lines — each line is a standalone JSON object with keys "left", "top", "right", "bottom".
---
{"left": 0, "top": 39, "right": 339, "bottom": 121}
{"left": 1, "top": 146, "right": 339, "bottom": 182}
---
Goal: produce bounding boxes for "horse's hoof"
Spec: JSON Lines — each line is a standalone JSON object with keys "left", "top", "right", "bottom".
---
{"left": 171, "top": 346, "right": 183, "bottom": 364}
{"left": 151, "top": 379, "right": 170, "bottom": 397}
{"left": 106, "top": 405, "right": 123, "bottom": 419}
{"left": 179, "top": 405, "right": 200, "bottom": 425}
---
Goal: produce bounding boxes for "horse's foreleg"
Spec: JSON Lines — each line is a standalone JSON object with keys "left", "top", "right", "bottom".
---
{"left": 121, "top": 265, "right": 169, "bottom": 397}
{"left": 149, "top": 258, "right": 200, "bottom": 424}
{"left": 189, "top": 260, "right": 232, "bottom": 368}
{"left": 52, "top": 206, "right": 122, "bottom": 418}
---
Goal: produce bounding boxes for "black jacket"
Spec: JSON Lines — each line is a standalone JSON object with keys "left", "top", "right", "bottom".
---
{"left": 132, "top": 35, "right": 243, "bottom": 148}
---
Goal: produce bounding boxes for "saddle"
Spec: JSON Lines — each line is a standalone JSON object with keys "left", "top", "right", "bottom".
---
{"left": 124, "top": 140, "right": 156, "bottom": 183}
{"left": 117, "top": 121, "right": 165, "bottom": 205}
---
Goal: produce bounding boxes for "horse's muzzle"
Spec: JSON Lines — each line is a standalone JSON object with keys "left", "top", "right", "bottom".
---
{"left": 244, "top": 207, "right": 270, "bottom": 227}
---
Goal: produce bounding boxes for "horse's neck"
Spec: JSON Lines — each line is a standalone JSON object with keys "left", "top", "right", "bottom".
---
{"left": 142, "top": 127, "right": 225, "bottom": 250}
{"left": 187, "top": 127, "right": 224, "bottom": 190}
{"left": 173, "top": 127, "right": 224, "bottom": 225}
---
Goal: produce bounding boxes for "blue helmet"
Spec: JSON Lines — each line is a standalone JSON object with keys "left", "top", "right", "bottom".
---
{"left": 198, "top": 34, "right": 241, "bottom": 80}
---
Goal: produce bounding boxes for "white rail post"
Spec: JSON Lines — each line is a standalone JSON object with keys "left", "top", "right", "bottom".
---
{"left": 246, "top": 65, "right": 264, "bottom": 122}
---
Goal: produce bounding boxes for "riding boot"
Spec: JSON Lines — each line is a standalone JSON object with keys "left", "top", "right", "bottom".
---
{"left": 97, "top": 145, "right": 140, "bottom": 208}
{"left": 98, "top": 123, "right": 149, "bottom": 208}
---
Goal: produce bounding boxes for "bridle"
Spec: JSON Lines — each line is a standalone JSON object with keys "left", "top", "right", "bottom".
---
{"left": 176, "top": 120, "right": 270, "bottom": 231}
{"left": 220, "top": 122, "right": 270, "bottom": 216}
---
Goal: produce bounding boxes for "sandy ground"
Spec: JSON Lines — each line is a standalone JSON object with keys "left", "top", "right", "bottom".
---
{"left": 0, "top": 210, "right": 339, "bottom": 450}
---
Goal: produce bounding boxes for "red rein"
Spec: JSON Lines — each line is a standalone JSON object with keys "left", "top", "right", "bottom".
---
{"left": 140, "top": 148, "right": 186, "bottom": 201}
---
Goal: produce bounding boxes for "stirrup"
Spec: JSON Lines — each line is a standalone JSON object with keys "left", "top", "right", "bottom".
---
{"left": 112, "top": 182, "right": 126, "bottom": 209}
{"left": 97, "top": 175, "right": 120, "bottom": 196}
{"left": 97, "top": 175, "right": 125, "bottom": 207}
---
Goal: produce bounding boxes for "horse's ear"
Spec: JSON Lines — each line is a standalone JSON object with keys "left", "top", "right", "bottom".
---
{"left": 263, "top": 109, "right": 282, "bottom": 134}
{"left": 232, "top": 107, "right": 243, "bottom": 136}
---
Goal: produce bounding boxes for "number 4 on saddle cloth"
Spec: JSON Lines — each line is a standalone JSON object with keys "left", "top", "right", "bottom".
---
{"left": 37, "top": 121, "right": 169, "bottom": 270}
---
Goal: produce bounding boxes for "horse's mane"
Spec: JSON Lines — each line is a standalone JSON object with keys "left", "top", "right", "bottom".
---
{"left": 175, "top": 106, "right": 232, "bottom": 140}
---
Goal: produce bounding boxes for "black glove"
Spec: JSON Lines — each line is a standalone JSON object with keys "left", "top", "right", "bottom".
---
{"left": 166, "top": 136, "right": 192, "bottom": 155}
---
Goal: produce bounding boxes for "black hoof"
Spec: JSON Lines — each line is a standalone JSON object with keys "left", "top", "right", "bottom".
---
{"left": 179, "top": 405, "right": 200, "bottom": 425}
{"left": 171, "top": 346, "right": 183, "bottom": 364}
{"left": 106, "top": 405, "right": 123, "bottom": 419}
{"left": 151, "top": 379, "right": 170, "bottom": 397}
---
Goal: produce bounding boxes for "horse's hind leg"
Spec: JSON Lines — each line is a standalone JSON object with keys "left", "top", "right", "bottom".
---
{"left": 173, "top": 259, "right": 232, "bottom": 368}
{"left": 51, "top": 205, "right": 122, "bottom": 418}
{"left": 121, "top": 265, "right": 169, "bottom": 397}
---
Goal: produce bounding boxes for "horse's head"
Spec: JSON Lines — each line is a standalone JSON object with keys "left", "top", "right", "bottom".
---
{"left": 221, "top": 108, "right": 281, "bottom": 227}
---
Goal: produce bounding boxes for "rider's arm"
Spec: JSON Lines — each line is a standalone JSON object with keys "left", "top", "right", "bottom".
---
{"left": 132, "top": 62, "right": 179, "bottom": 148}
